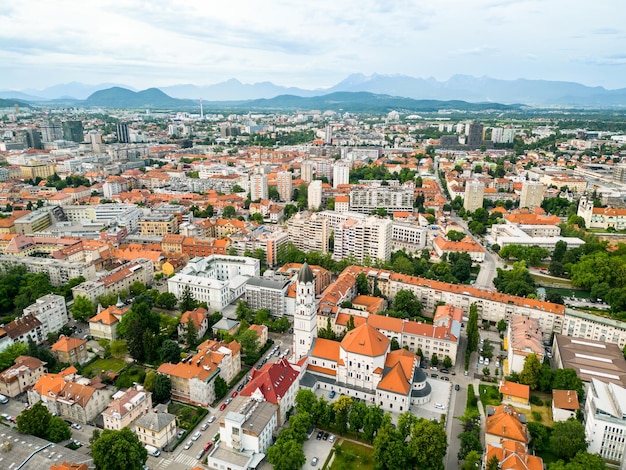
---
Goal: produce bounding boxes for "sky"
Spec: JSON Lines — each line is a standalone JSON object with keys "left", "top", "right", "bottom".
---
{"left": 1, "top": 0, "right": 625, "bottom": 91}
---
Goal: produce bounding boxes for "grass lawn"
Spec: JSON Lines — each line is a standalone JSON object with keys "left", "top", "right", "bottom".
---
{"left": 329, "top": 441, "right": 374, "bottom": 470}
{"left": 531, "top": 274, "right": 575, "bottom": 288}
{"left": 479, "top": 384, "right": 502, "bottom": 410}
{"left": 543, "top": 286, "right": 591, "bottom": 299}
{"left": 82, "top": 358, "right": 126, "bottom": 377}
{"left": 529, "top": 403, "right": 553, "bottom": 427}
{"left": 169, "top": 401, "right": 208, "bottom": 432}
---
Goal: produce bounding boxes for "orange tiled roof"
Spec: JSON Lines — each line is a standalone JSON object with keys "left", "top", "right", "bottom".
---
{"left": 499, "top": 380, "right": 530, "bottom": 401}
{"left": 341, "top": 323, "right": 389, "bottom": 357}
{"left": 485, "top": 405, "right": 529, "bottom": 444}
{"left": 51, "top": 336, "right": 86, "bottom": 353}
{"left": 377, "top": 362, "right": 410, "bottom": 395}
{"left": 486, "top": 440, "right": 543, "bottom": 470}
{"left": 552, "top": 389, "right": 579, "bottom": 410}
{"left": 311, "top": 338, "right": 340, "bottom": 361}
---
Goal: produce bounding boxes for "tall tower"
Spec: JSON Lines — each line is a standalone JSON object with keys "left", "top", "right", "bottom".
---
{"left": 577, "top": 195, "right": 594, "bottom": 228}
{"left": 293, "top": 263, "right": 317, "bottom": 361}
{"left": 463, "top": 180, "right": 484, "bottom": 213}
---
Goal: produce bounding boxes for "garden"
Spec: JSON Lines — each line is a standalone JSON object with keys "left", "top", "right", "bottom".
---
{"left": 327, "top": 441, "right": 374, "bottom": 470}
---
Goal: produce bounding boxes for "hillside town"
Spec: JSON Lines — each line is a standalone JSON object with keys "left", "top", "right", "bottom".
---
{"left": 0, "top": 104, "right": 625, "bottom": 470}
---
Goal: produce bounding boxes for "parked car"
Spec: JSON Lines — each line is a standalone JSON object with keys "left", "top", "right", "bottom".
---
{"left": 231, "top": 391, "right": 238, "bottom": 398}
{"left": 225, "top": 398, "right": 232, "bottom": 405}
{"left": 440, "top": 369, "right": 449, "bottom": 374}
{"left": 219, "top": 403, "right": 227, "bottom": 411}
{"left": 431, "top": 373, "right": 438, "bottom": 379}
{"left": 329, "top": 390, "right": 336, "bottom": 399}
{"left": 441, "top": 376, "right": 450, "bottom": 381}
{"left": 316, "top": 431, "right": 323, "bottom": 440}
{"left": 312, "top": 457, "right": 319, "bottom": 466}
{"left": 484, "top": 358, "right": 490, "bottom": 366}
{"left": 434, "top": 403, "right": 445, "bottom": 410}
{"left": 455, "top": 384, "right": 461, "bottom": 391}
{"left": 237, "top": 383, "right": 244, "bottom": 392}
{"left": 195, "top": 449, "right": 204, "bottom": 460}
{"left": 329, "top": 434, "right": 336, "bottom": 443}
{"left": 204, "top": 441, "right": 214, "bottom": 452}
{"left": 478, "top": 357, "right": 484, "bottom": 364}
{"left": 201, "top": 422, "right": 209, "bottom": 431}
{"left": 208, "top": 415, "right": 216, "bottom": 423}
{"left": 323, "top": 432, "right": 329, "bottom": 441}
{"left": 192, "top": 431, "right": 201, "bottom": 441}
{"left": 177, "top": 430, "right": 186, "bottom": 439}
{"left": 71, "top": 423, "right": 82, "bottom": 430}
{"left": 184, "top": 440, "right": 193, "bottom": 450}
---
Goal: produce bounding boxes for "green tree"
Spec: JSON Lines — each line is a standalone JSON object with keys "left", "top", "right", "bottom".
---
{"left": 295, "top": 389, "right": 317, "bottom": 414}
{"left": 467, "top": 303, "right": 480, "bottom": 354}
{"left": 222, "top": 205, "right": 236, "bottom": 218}
{"left": 152, "top": 374, "right": 172, "bottom": 404}
{"left": 486, "top": 454, "right": 501, "bottom": 470}
{"left": 17, "top": 401, "right": 51, "bottom": 439}
{"left": 349, "top": 400, "right": 367, "bottom": 436}
{"left": 346, "top": 315, "right": 356, "bottom": 331}
{"left": 362, "top": 405, "right": 384, "bottom": 443}
{"left": 91, "top": 428, "right": 148, "bottom": 470}
{"left": 47, "top": 416, "right": 71, "bottom": 442}
{"left": 267, "top": 438, "right": 306, "bottom": 470}
{"left": 71, "top": 295, "right": 96, "bottom": 322}
{"left": 110, "top": 339, "right": 128, "bottom": 359}
{"left": 158, "top": 339, "right": 181, "bottom": 363}
{"left": 0, "top": 342, "right": 28, "bottom": 371}
{"left": 462, "top": 450, "right": 482, "bottom": 470}
{"left": 496, "top": 319, "right": 507, "bottom": 335}
{"left": 548, "top": 451, "right": 609, "bottom": 470}
{"left": 215, "top": 376, "right": 228, "bottom": 400}
{"left": 550, "top": 418, "right": 588, "bottom": 461}
{"left": 431, "top": 354, "right": 439, "bottom": 366}
{"left": 408, "top": 418, "right": 448, "bottom": 470}
{"left": 552, "top": 369, "right": 584, "bottom": 398}
{"left": 178, "top": 285, "right": 198, "bottom": 313}
{"left": 373, "top": 415, "right": 409, "bottom": 470}
{"left": 156, "top": 292, "right": 178, "bottom": 309}
{"left": 553, "top": 240, "right": 568, "bottom": 263}
{"left": 184, "top": 317, "right": 198, "bottom": 348}
{"left": 519, "top": 353, "right": 542, "bottom": 390}
{"left": 390, "top": 338, "right": 401, "bottom": 351}
{"left": 392, "top": 289, "right": 423, "bottom": 319}
{"left": 443, "top": 356, "right": 453, "bottom": 369}
{"left": 356, "top": 272, "right": 369, "bottom": 295}
{"left": 238, "top": 327, "right": 260, "bottom": 361}
{"left": 333, "top": 395, "right": 353, "bottom": 435}
{"left": 129, "top": 281, "right": 147, "bottom": 296}
{"left": 527, "top": 421, "right": 550, "bottom": 452}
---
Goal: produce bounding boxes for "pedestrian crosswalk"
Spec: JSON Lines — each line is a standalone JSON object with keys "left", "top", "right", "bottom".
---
{"left": 176, "top": 453, "right": 200, "bottom": 468}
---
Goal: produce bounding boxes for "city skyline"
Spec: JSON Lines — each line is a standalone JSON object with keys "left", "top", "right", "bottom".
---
{"left": 1, "top": 0, "right": 626, "bottom": 91}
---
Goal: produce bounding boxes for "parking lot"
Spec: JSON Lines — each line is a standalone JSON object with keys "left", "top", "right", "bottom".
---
{"left": 303, "top": 430, "right": 335, "bottom": 468}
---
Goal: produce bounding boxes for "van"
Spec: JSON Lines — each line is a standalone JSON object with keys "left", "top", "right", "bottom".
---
{"left": 145, "top": 445, "right": 161, "bottom": 457}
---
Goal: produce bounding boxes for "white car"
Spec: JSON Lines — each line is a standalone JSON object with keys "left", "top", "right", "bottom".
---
{"left": 208, "top": 415, "right": 216, "bottom": 423}
{"left": 434, "top": 403, "right": 445, "bottom": 410}
{"left": 184, "top": 440, "right": 193, "bottom": 450}
{"left": 478, "top": 357, "right": 484, "bottom": 364}
{"left": 192, "top": 431, "right": 202, "bottom": 441}
{"left": 484, "top": 358, "right": 490, "bottom": 366}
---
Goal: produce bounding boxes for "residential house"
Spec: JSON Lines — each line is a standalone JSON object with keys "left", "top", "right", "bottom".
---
{"left": 177, "top": 307, "right": 209, "bottom": 343}
{"left": 51, "top": 336, "right": 89, "bottom": 365}
{"left": 102, "top": 385, "right": 153, "bottom": 431}
{"left": 499, "top": 380, "right": 530, "bottom": 409}
{"left": 506, "top": 315, "right": 545, "bottom": 375}
{"left": 134, "top": 404, "right": 177, "bottom": 450}
{"left": 552, "top": 389, "right": 579, "bottom": 422}
{"left": 0, "top": 355, "right": 46, "bottom": 397}
{"left": 22, "top": 294, "right": 69, "bottom": 337}
{"left": 248, "top": 324, "right": 268, "bottom": 348}
{"left": 485, "top": 405, "right": 530, "bottom": 448}
{"left": 89, "top": 304, "right": 129, "bottom": 341}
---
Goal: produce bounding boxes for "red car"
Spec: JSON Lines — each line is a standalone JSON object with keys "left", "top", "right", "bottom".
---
{"left": 219, "top": 403, "right": 226, "bottom": 411}
{"left": 231, "top": 391, "right": 238, "bottom": 398}
{"left": 204, "top": 441, "right": 213, "bottom": 452}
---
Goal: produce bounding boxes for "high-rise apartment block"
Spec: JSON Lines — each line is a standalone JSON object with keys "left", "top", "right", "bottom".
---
{"left": 286, "top": 212, "right": 329, "bottom": 253}
{"left": 276, "top": 171, "right": 293, "bottom": 202}
{"left": 334, "top": 216, "right": 392, "bottom": 262}
{"left": 467, "top": 123, "right": 484, "bottom": 149}
{"left": 464, "top": 180, "right": 485, "bottom": 212}
{"left": 519, "top": 181, "right": 544, "bottom": 209}
{"left": 333, "top": 163, "right": 350, "bottom": 188}
{"left": 349, "top": 186, "right": 414, "bottom": 214}
{"left": 250, "top": 173, "right": 268, "bottom": 201}
{"left": 308, "top": 180, "right": 323, "bottom": 210}
{"left": 301, "top": 161, "right": 314, "bottom": 183}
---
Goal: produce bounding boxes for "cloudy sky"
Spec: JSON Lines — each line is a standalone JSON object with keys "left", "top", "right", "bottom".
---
{"left": 1, "top": 0, "right": 625, "bottom": 91}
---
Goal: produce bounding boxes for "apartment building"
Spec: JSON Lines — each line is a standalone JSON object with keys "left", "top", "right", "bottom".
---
{"left": 14, "top": 210, "right": 52, "bottom": 234}
{"left": 585, "top": 378, "right": 626, "bottom": 467}
{"left": 28, "top": 370, "right": 112, "bottom": 424}
{"left": 390, "top": 222, "right": 427, "bottom": 254}
{"left": 463, "top": 180, "right": 484, "bottom": 212}
{"left": 138, "top": 213, "right": 179, "bottom": 236}
{"left": 286, "top": 212, "right": 329, "bottom": 253}
{"left": 334, "top": 216, "right": 392, "bottom": 263}
{"left": 0, "top": 355, "right": 46, "bottom": 397}
{"left": 63, "top": 204, "right": 142, "bottom": 232}
{"left": 102, "top": 385, "right": 152, "bottom": 431}
{"left": 244, "top": 277, "right": 291, "bottom": 317}
{"left": 308, "top": 180, "right": 323, "bottom": 210}
{"left": 433, "top": 236, "right": 485, "bottom": 262}
{"left": 561, "top": 308, "right": 626, "bottom": 348}
{"left": 349, "top": 185, "right": 414, "bottom": 214}
{"left": 506, "top": 315, "right": 546, "bottom": 374}
{"left": 71, "top": 258, "right": 154, "bottom": 302}
{"left": 3, "top": 314, "right": 45, "bottom": 347}
{"left": 250, "top": 173, "right": 268, "bottom": 201}
{"left": 157, "top": 339, "right": 241, "bottom": 406}
{"left": 22, "top": 294, "right": 69, "bottom": 337}
{"left": 276, "top": 171, "right": 293, "bottom": 201}
{"left": 333, "top": 163, "right": 350, "bottom": 188}
{"left": 519, "top": 181, "right": 544, "bottom": 209}
{"left": 167, "top": 255, "right": 259, "bottom": 312}
{"left": 207, "top": 400, "right": 278, "bottom": 470}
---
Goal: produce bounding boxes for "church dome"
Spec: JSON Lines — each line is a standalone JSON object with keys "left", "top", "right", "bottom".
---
{"left": 297, "top": 262, "right": 314, "bottom": 284}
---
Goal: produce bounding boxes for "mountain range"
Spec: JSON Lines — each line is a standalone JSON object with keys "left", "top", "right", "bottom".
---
{"left": 2, "top": 74, "right": 626, "bottom": 107}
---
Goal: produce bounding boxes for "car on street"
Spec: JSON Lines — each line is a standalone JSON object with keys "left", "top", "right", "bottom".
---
{"left": 231, "top": 391, "right": 238, "bottom": 398}
{"left": 177, "top": 430, "right": 186, "bottom": 439}
{"left": 329, "top": 391, "right": 335, "bottom": 399}
{"left": 192, "top": 431, "right": 202, "bottom": 441}
{"left": 312, "top": 457, "right": 319, "bottom": 466}
{"left": 204, "top": 441, "right": 214, "bottom": 452}
{"left": 219, "top": 403, "right": 227, "bottom": 411}
{"left": 201, "top": 422, "right": 209, "bottom": 431}
{"left": 196, "top": 449, "right": 205, "bottom": 460}
{"left": 208, "top": 415, "right": 216, "bottom": 423}
{"left": 71, "top": 423, "right": 82, "bottom": 430}
{"left": 237, "top": 383, "right": 244, "bottom": 392}
{"left": 316, "top": 431, "right": 323, "bottom": 440}
{"left": 184, "top": 440, "right": 193, "bottom": 450}
{"left": 225, "top": 398, "right": 232, "bottom": 405}
{"left": 455, "top": 384, "right": 461, "bottom": 391}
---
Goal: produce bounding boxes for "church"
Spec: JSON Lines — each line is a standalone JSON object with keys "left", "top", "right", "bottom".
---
{"left": 292, "top": 263, "right": 432, "bottom": 412}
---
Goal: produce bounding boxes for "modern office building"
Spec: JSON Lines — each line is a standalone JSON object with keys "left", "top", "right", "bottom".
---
{"left": 62, "top": 121, "right": 84, "bottom": 143}
{"left": 466, "top": 122, "right": 484, "bottom": 149}
{"left": 116, "top": 123, "right": 130, "bottom": 143}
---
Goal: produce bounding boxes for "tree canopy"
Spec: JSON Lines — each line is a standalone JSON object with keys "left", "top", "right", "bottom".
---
{"left": 91, "top": 428, "right": 148, "bottom": 470}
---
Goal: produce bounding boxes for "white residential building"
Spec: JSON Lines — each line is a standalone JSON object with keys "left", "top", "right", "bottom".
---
{"left": 333, "top": 163, "right": 350, "bottom": 188}
{"left": 333, "top": 216, "right": 392, "bottom": 263}
{"left": 276, "top": 171, "right": 293, "bottom": 202}
{"left": 249, "top": 173, "right": 268, "bottom": 201}
{"left": 584, "top": 378, "right": 626, "bottom": 467}
{"left": 519, "top": 181, "right": 544, "bottom": 209}
{"left": 464, "top": 180, "right": 484, "bottom": 212}
{"left": 22, "top": 294, "right": 69, "bottom": 337}
{"left": 308, "top": 180, "right": 323, "bottom": 210}
{"left": 349, "top": 186, "right": 414, "bottom": 214}
{"left": 167, "top": 255, "right": 260, "bottom": 312}
{"left": 286, "top": 212, "right": 330, "bottom": 254}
